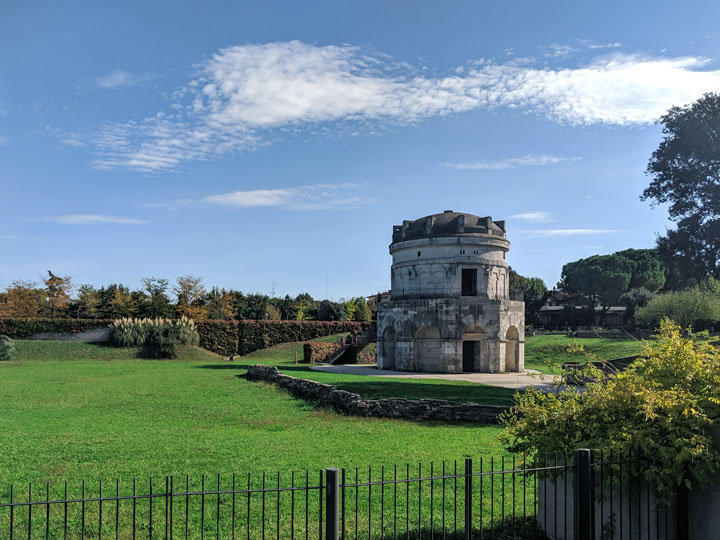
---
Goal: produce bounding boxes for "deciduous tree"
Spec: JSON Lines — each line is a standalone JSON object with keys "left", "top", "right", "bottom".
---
{"left": 642, "top": 92, "right": 720, "bottom": 285}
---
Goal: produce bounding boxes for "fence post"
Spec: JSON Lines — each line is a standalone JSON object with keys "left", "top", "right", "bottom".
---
{"left": 676, "top": 484, "right": 689, "bottom": 540}
{"left": 574, "top": 449, "right": 595, "bottom": 540}
{"left": 464, "top": 458, "right": 472, "bottom": 540}
{"left": 326, "top": 468, "right": 339, "bottom": 540}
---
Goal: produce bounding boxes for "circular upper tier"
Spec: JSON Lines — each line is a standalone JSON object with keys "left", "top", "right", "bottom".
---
{"left": 391, "top": 211, "right": 506, "bottom": 243}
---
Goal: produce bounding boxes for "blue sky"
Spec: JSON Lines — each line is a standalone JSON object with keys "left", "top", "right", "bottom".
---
{"left": 2, "top": 0, "right": 720, "bottom": 299}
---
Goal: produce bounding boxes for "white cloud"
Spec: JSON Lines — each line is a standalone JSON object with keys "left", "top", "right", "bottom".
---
{"left": 522, "top": 228, "right": 620, "bottom": 239}
{"left": 44, "top": 214, "right": 148, "bottom": 225}
{"left": 510, "top": 212, "right": 554, "bottom": 223}
{"left": 86, "top": 41, "right": 720, "bottom": 172}
{"left": 94, "top": 70, "right": 149, "bottom": 89}
{"left": 444, "top": 154, "right": 580, "bottom": 170}
{"left": 201, "top": 183, "right": 371, "bottom": 210}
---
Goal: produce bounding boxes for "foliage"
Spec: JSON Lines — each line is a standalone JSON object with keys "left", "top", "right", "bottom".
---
{"left": 0, "top": 318, "right": 112, "bottom": 338}
{"left": 140, "top": 277, "right": 173, "bottom": 318}
{"left": 3, "top": 280, "right": 46, "bottom": 318}
{"left": 340, "top": 297, "right": 372, "bottom": 321}
{"left": 317, "top": 299, "right": 342, "bottom": 321}
{"left": 109, "top": 317, "right": 199, "bottom": 353}
{"left": 560, "top": 250, "right": 666, "bottom": 324}
{"left": 502, "top": 320, "right": 720, "bottom": 494}
{"left": 43, "top": 271, "right": 73, "bottom": 318}
{"left": 303, "top": 341, "right": 342, "bottom": 363}
{"left": 509, "top": 267, "right": 548, "bottom": 324}
{"left": 265, "top": 304, "right": 282, "bottom": 320}
{"left": 196, "top": 320, "right": 239, "bottom": 356}
{"left": 205, "top": 287, "right": 234, "bottom": 320}
{"left": 75, "top": 284, "right": 101, "bottom": 318}
{"left": 236, "top": 320, "right": 362, "bottom": 355}
{"left": 174, "top": 275, "right": 208, "bottom": 320}
{"left": 0, "top": 334, "right": 15, "bottom": 361}
{"left": 635, "top": 280, "right": 720, "bottom": 329}
{"left": 642, "top": 92, "right": 720, "bottom": 285}
{"left": 98, "top": 284, "right": 137, "bottom": 319}
{"left": 619, "top": 287, "right": 656, "bottom": 323}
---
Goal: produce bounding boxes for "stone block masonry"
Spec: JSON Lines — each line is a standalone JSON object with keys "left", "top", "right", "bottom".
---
{"left": 245, "top": 364, "right": 509, "bottom": 423}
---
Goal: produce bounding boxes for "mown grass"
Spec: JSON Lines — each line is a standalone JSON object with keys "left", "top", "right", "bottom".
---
{"left": 524, "top": 334, "right": 645, "bottom": 374}
{"left": 0, "top": 340, "right": 507, "bottom": 490}
{"left": 0, "top": 337, "right": 597, "bottom": 538}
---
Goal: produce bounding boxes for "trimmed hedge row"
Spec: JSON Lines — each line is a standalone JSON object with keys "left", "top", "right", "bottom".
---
{"left": 0, "top": 318, "right": 364, "bottom": 357}
{"left": 303, "top": 342, "right": 343, "bottom": 363}
{"left": 197, "top": 320, "right": 363, "bottom": 356}
{"left": 0, "top": 319, "right": 113, "bottom": 338}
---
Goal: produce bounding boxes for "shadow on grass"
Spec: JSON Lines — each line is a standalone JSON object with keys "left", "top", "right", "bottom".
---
{"left": 195, "top": 363, "right": 248, "bottom": 370}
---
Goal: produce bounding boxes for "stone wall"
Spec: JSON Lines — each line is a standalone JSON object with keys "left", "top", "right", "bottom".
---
{"left": 245, "top": 364, "right": 509, "bottom": 423}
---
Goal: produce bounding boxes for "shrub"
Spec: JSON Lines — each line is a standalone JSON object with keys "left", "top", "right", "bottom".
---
{"left": 235, "top": 320, "right": 362, "bottom": 356}
{"left": 501, "top": 319, "right": 720, "bottom": 495}
{"left": 303, "top": 342, "right": 342, "bottom": 363}
{"left": 0, "top": 334, "right": 15, "bottom": 361}
{"left": 355, "top": 343, "right": 377, "bottom": 364}
{"left": 0, "top": 319, "right": 112, "bottom": 338}
{"left": 635, "top": 282, "right": 720, "bottom": 329}
{"left": 109, "top": 317, "right": 199, "bottom": 351}
{"left": 196, "top": 320, "right": 238, "bottom": 356}
{"left": 146, "top": 324, "right": 181, "bottom": 359}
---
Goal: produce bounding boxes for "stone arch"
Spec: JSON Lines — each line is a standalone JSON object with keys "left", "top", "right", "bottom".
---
{"left": 505, "top": 326, "right": 520, "bottom": 372}
{"left": 381, "top": 326, "right": 397, "bottom": 370}
{"left": 414, "top": 325, "right": 441, "bottom": 372}
{"left": 461, "top": 325, "right": 488, "bottom": 372}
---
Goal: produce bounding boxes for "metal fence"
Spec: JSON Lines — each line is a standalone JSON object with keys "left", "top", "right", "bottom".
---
{"left": 0, "top": 450, "right": 683, "bottom": 540}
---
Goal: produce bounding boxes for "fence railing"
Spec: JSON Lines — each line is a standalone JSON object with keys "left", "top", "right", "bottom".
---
{"left": 0, "top": 450, "right": 683, "bottom": 540}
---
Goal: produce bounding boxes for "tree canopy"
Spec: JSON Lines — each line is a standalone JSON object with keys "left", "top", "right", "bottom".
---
{"left": 508, "top": 267, "right": 548, "bottom": 324}
{"left": 642, "top": 92, "right": 720, "bottom": 286}
{"left": 560, "top": 249, "right": 666, "bottom": 323}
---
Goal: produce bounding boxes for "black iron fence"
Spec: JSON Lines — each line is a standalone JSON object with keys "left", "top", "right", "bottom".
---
{"left": 0, "top": 450, "right": 683, "bottom": 539}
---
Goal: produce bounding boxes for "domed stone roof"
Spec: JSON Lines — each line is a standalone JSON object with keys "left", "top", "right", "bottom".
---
{"left": 391, "top": 210, "right": 506, "bottom": 242}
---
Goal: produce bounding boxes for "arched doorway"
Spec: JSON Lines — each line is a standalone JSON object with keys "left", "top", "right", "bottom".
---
{"left": 461, "top": 326, "right": 488, "bottom": 372}
{"left": 381, "top": 326, "right": 397, "bottom": 370}
{"left": 505, "top": 326, "right": 519, "bottom": 372}
{"left": 414, "top": 325, "right": 441, "bottom": 371}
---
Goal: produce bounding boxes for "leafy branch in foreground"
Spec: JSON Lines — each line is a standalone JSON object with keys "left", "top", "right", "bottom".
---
{"left": 502, "top": 319, "right": 720, "bottom": 494}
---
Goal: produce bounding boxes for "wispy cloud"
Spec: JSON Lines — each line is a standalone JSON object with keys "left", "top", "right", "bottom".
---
{"left": 83, "top": 41, "right": 720, "bottom": 172}
{"left": 157, "top": 183, "right": 372, "bottom": 211}
{"left": 94, "top": 70, "right": 150, "bottom": 89}
{"left": 522, "top": 228, "right": 620, "bottom": 239}
{"left": 0, "top": 135, "right": 10, "bottom": 146}
{"left": 443, "top": 154, "right": 580, "bottom": 170}
{"left": 510, "top": 212, "right": 554, "bottom": 223}
{"left": 43, "top": 214, "right": 148, "bottom": 225}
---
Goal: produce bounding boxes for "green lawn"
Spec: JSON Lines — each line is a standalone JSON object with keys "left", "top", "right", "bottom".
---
{"left": 0, "top": 336, "right": 633, "bottom": 538}
{"left": 524, "top": 334, "right": 645, "bottom": 374}
{"left": 1, "top": 340, "right": 507, "bottom": 490}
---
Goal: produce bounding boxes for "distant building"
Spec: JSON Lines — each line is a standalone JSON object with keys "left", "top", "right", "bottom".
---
{"left": 537, "top": 305, "right": 626, "bottom": 327}
{"left": 376, "top": 211, "right": 525, "bottom": 373}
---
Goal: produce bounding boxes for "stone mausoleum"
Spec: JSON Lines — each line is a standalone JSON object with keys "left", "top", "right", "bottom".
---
{"left": 376, "top": 211, "right": 525, "bottom": 373}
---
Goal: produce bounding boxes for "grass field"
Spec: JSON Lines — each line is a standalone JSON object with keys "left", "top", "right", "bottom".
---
{"left": 0, "top": 340, "right": 508, "bottom": 490}
{"left": 0, "top": 335, "right": 641, "bottom": 538}
{"left": 524, "top": 334, "right": 644, "bottom": 374}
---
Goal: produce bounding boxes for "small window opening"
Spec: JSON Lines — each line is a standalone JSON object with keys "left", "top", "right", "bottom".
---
{"left": 417, "top": 251, "right": 421, "bottom": 257}
{"left": 460, "top": 249, "right": 465, "bottom": 255}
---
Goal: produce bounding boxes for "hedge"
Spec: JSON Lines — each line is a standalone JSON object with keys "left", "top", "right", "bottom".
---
{"left": 303, "top": 342, "right": 343, "bottom": 363}
{"left": 196, "top": 320, "right": 239, "bottom": 356}
{"left": 0, "top": 319, "right": 113, "bottom": 338}
{"left": 235, "top": 320, "right": 363, "bottom": 356}
{"left": 0, "top": 318, "right": 365, "bottom": 357}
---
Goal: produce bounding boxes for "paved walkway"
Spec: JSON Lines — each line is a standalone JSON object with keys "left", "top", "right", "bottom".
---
{"left": 310, "top": 363, "right": 561, "bottom": 391}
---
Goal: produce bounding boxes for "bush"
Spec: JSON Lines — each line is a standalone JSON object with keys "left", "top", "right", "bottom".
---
{"left": 303, "top": 342, "right": 342, "bottom": 363}
{"left": 109, "top": 317, "right": 199, "bottom": 352}
{"left": 235, "top": 320, "right": 363, "bottom": 356}
{"left": 0, "top": 334, "right": 15, "bottom": 361}
{"left": 0, "top": 319, "right": 112, "bottom": 338}
{"left": 502, "top": 319, "right": 720, "bottom": 495}
{"left": 146, "top": 324, "right": 181, "bottom": 359}
{"left": 635, "top": 282, "right": 720, "bottom": 329}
